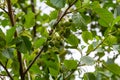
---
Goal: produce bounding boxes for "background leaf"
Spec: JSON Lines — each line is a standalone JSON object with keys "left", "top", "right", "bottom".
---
{"left": 2, "top": 48, "right": 14, "bottom": 59}
{"left": 72, "top": 13, "right": 87, "bottom": 30}
{"left": 16, "top": 36, "right": 32, "bottom": 53}
{"left": 103, "top": 62, "right": 120, "bottom": 76}
{"left": 80, "top": 56, "right": 95, "bottom": 65}
{"left": 50, "top": 0, "right": 65, "bottom": 8}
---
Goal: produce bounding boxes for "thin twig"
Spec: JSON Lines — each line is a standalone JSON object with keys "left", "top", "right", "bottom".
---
{"left": 0, "top": 7, "right": 8, "bottom": 14}
{"left": 23, "top": 46, "right": 45, "bottom": 74}
{"left": 0, "top": 62, "right": 13, "bottom": 80}
{"left": 64, "top": 63, "right": 85, "bottom": 80}
{"left": 23, "top": 0, "right": 78, "bottom": 75}
{"left": 86, "top": 37, "right": 107, "bottom": 55}
{"left": 64, "top": 69, "right": 76, "bottom": 80}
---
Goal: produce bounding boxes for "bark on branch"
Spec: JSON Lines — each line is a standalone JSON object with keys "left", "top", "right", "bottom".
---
{"left": 6, "top": 0, "right": 24, "bottom": 80}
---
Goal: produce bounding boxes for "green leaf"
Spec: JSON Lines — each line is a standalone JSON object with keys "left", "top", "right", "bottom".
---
{"left": 91, "top": 1, "right": 100, "bottom": 9}
{"left": 66, "top": 34, "right": 80, "bottom": 47}
{"left": 1, "top": 19, "right": 9, "bottom": 27}
{"left": 33, "top": 37, "right": 47, "bottom": 48}
{"left": 98, "top": 18, "right": 108, "bottom": 27}
{"left": 82, "top": 0, "right": 90, "bottom": 6}
{"left": 0, "top": 37, "right": 6, "bottom": 48}
{"left": 37, "top": 27, "right": 49, "bottom": 37}
{"left": 80, "top": 56, "right": 95, "bottom": 65}
{"left": 104, "top": 35, "right": 117, "bottom": 46}
{"left": 50, "top": 0, "right": 65, "bottom": 8}
{"left": 83, "top": 72, "right": 96, "bottom": 80}
{"left": 2, "top": 48, "right": 14, "bottom": 59}
{"left": 82, "top": 31, "right": 93, "bottom": 43}
{"left": 37, "top": 14, "right": 49, "bottom": 23}
{"left": 96, "top": 52, "right": 105, "bottom": 58}
{"left": 6, "top": 27, "right": 16, "bottom": 44}
{"left": 64, "top": 60, "right": 77, "bottom": 70}
{"left": 49, "top": 10, "right": 58, "bottom": 20}
{"left": 16, "top": 36, "right": 32, "bottom": 53}
{"left": 86, "top": 44, "right": 94, "bottom": 55}
{"left": 103, "top": 62, "right": 120, "bottom": 76}
{"left": 94, "top": 8, "right": 114, "bottom": 26}
{"left": 11, "top": 0, "right": 18, "bottom": 4}
{"left": 24, "top": 11, "right": 35, "bottom": 28}
{"left": 0, "top": 52, "right": 7, "bottom": 63}
{"left": 72, "top": 13, "right": 86, "bottom": 30}
{"left": 0, "top": 29, "right": 5, "bottom": 39}
{"left": 112, "top": 16, "right": 120, "bottom": 27}
{"left": 49, "top": 67, "right": 59, "bottom": 77}
{"left": 11, "top": 59, "right": 19, "bottom": 75}
{"left": 35, "top": 76, "right": 43, "bottom": 80}
{"left": 0, "top": 29, "right": 6, "bottom": 48}
{"left": 30, "top": 64, "right": 42, "bottom": 74}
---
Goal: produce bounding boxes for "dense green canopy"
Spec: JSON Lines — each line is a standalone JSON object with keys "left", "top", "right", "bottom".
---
{"left": 0, "top": 0, "right": 120, "bottom": 80}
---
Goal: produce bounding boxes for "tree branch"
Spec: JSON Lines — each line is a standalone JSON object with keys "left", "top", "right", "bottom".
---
{"left": 6, "top": 0, "right": 15, "bottom": 26}
{"left": 23, "top": 46, "right": 45, "bottom": 74}
{"left": 17, "top": 51, "right": 25, "bottom": 80}
{"left": 31, "top": 0, "right": 37, "bottom": 37}
{"left": 6, "top": 0, "right": 24, "bottom": 80}
{"left": 6, "top": 0, "right": 17, "bottom": 37}
{"left": 23, "top": 0, "right": 78, "bottom": 75}
{"left": 0, "top": 62, "right": 13, "bottom": 80}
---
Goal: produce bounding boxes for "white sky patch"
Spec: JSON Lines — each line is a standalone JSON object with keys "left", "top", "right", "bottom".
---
{"left": 66, "top": 49, "right": 81, "bottom": 60}
{"left": 36, "top": 0, "right": 54, "bottom": 14}
{"left": 115, "top": 55, "right": 120, "bottom": 66}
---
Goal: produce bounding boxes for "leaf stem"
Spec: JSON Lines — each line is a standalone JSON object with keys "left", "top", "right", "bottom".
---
{"left": 87, "top": 37, "right": 107, "bottom": 55}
